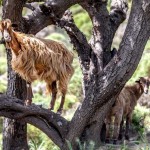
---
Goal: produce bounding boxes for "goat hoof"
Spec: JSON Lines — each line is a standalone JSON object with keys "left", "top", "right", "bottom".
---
{"left": 118, "top": 134, "right": 123, "bottom": 140}
{"left": 57, "top": 109, "right": 62, "bottom": 115}
{"left": 125, "top": 135, "right": 130, "bottom": 140}
{"left": 113, "top": 139, "right": 118, "bottom": 145}
{"left": 25, "top": 100, "right": 32, "bottom": 106}
{"left": 105, "top": 138, "right": 110, "bottom": 144}
{"left": 49, "top": 106, "right": 54, "bottom": 111}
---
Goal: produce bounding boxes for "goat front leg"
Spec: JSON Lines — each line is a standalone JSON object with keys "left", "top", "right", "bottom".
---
{"left": 125, "top": 114, "right": 132, "bottom": 140}
{"left": 25, "top": 82, "right": 33, "bottom": 106}
{"left": 49, "top": 81, "right": 57, "bottom": 111}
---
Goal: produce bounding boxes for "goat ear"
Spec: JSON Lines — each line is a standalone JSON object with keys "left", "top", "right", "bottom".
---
{"left": 135, "top": 80, "right": 140, "bottom": 83}
{"left": 2, "top": 19, "right": 12, "bottom": 29}
{"left": 5, "top": 19, "right": 12, "bottom": 28}
{"left": 12, "top": 23, "right": 18, "bottom": 31}
{"left": 5, "top": 19, "right": 11, "bottom": 24}
{"left": 135, "top": 77, "right": 142, "bottom": 83}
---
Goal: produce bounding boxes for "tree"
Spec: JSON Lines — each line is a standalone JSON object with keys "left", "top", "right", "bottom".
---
{"left": 0, "top": 0, "right": 150, "bottom": 149}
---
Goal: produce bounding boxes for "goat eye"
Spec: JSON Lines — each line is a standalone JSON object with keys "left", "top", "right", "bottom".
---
{"left": 12, "top": 23, "right": 18, "bottom": 30}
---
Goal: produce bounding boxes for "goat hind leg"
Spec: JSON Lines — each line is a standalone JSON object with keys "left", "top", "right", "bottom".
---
{"left": 113, "top": 112, "right": 123, "bottom": 144}
{"left": 105, "top": 114, "right": 112, "bottom": 143}
{"left": 57, "top": 91, "right": 66, "bottom": 114}
{"left": 25, "top": 82, "right": 33, "bottom": 106}
{"left": 113, "top": 124, "right": 120, "bottom": 144}
{"left": 57, "top": 80, "right": 67, "bottom": 114}
{"left": 125, "top": 114, "right": 132, "bottom": 140}
{"left": 49, "top": 81, "right": 57, "bottom": 110}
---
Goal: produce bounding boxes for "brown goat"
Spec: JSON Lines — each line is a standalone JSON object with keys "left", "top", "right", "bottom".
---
{"left": 0, "top": 19, "right": 74, "bottom": 114}
{"left": 105, "top": 77, "right": 150, "bottom": 144}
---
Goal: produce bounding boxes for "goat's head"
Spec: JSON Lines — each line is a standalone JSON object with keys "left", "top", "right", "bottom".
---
{"left": 0, "top": 19, "right": 17, "bottom": 42}
{"left": 136, "top": 77, "right": 150, "bottom": 94}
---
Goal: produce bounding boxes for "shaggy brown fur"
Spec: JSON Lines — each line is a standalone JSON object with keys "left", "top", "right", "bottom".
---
{"left": 105, "top": 77, "right": 150, "bottom": 144}
{"left": 0, "top": 19, "right": 74, "bottom": 113}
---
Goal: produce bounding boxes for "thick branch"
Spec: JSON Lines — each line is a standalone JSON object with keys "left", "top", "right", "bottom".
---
{"left": 2, "top": 0, "right": 26, "bottom": 31}
{"left": 81, "top": 1, "right": 109, "bottom": 70}
{"left": 59, "top": 11, "right": 91, "bottom": 73}
{"left": 23, "top": 0, "right": 93, "bottom": 34}
{"left": 82, "top": 0, "right": 128, "bottom": 68}
{"left": 0, "top": 94, "right": 69, "bottom": 147}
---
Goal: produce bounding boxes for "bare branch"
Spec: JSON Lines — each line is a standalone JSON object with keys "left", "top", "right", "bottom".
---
{"left": 58, "top": 11, "right": 91, "bottom": 65}
{"left": 102, "top": 0, "right": 128, "bottom": 66}
{"left": 81, "top": 1, "right": 109, "bottom": 71}
{"left": 0, "top": 94, "right": 69, "bottom": 147}
{"left": 24, "top": 3, "right": 36, "bottom": 11}
{"left": 110, "top": 0, "right": 128, "bottom": 34}
{"left": 2, "top": 0, "right": 26, "bottom": 29}
{"left": 23, "top": 0, "right": 92, "bottom": 34}
{"left": 81, "top": 1, "right": 128, "bottom": 68}
{"left": 56, "top": 10, "right": 92, "bottom": 96}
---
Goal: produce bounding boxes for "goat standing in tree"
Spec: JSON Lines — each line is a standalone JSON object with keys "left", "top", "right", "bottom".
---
{"left": 105, "top": 77, "right": 150, "bottom": 144}
{"left": 0, "top": 19, "right": 74, "bottom": 114}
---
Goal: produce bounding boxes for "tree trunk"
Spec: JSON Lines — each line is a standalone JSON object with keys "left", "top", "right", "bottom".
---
{"left": 3, "top": 49, "right": 28, "bottom": 150}
{"left": 2, "top": 0, "right": 28, "bottom": 150}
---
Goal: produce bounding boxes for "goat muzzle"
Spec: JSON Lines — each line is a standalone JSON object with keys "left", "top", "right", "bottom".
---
{"left": 3, "top": 29, "right": 11, "bottom": 42}
{"left": 144, "top": 89, "right": 148, "bottom": 94}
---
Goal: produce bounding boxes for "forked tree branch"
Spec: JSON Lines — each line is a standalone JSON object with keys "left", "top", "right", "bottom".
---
{"left": 65, "top": 0, "right": 150, "bottom": 147}
{"left": 81, "top": 1, "right": 109, "bottom": 70}
{"left": 81, "top": 0, "right": 128, "bottom": 68}
{"left": 23, "top": 0, "right": 104, "bottom": 34}
{"left": 0, "top": 94, "right": 69, "bottom": 148}
{"left": 58, "top": 11, "right": 91, "bottom": 71}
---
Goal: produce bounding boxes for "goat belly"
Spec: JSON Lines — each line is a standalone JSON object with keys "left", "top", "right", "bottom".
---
{"left": 11, "top": 55, "right": 37, "bottom": 82}
{"left": 12, "top": 63, "right": 37, "bottom": 82}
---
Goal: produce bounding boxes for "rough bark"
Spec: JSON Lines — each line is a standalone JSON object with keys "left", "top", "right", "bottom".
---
{"left": 2, "top": 0, "right": 28, "bottom": 150}
{"left": 0, "top": 0, "right": 150, "bottom": 150}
